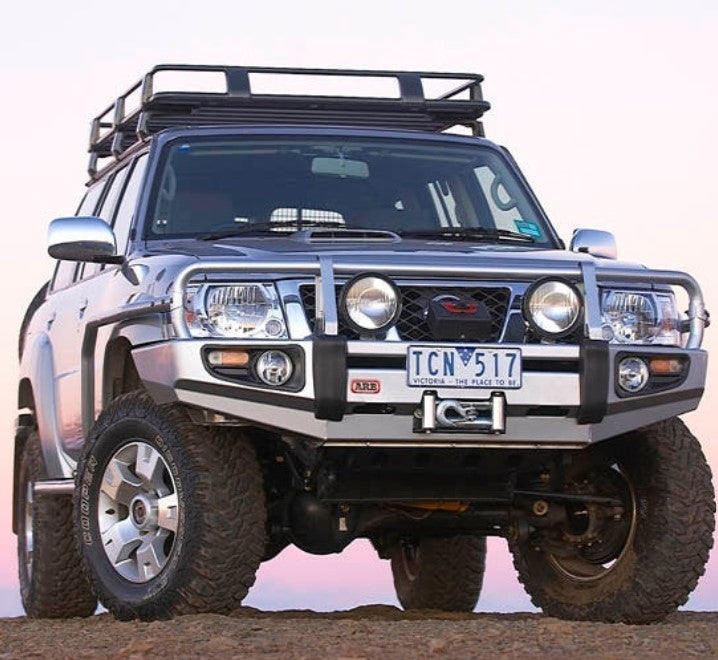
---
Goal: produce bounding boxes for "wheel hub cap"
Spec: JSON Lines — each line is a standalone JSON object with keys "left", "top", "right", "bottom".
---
{"left": 97, "top": 441, "right": 179, "bottom": 583}
{"left": 129, "top": 494, "right": 157, "bottom": 530}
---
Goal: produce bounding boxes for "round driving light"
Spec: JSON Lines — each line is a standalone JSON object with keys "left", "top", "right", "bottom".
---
{"left": 340, "top": 274, "right": 401, "bottom": 335}
{"left": 618, "top": 357, "right": 649, "bottom": 393}
{"left": 523, "top": 279, "right": 582, "bottom": 338}
{"left": 255, "top": 350, "right": 293, "bottom": 386}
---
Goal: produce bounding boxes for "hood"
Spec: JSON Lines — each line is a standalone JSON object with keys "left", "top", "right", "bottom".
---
{"left": 143, "top": 235, "right": 645, "bottom": 274}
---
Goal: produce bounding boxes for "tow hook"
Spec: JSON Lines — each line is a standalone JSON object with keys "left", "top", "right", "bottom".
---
{"left": 419, "top": 391, "right": 506, "bottom": 433}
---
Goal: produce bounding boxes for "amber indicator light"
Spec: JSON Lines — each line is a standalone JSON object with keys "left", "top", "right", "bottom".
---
{"left": 207, "top": 349, "right": 250, "bottom": 367}
{"left": 648, "top": 358, "right": 684, "bottom": 375}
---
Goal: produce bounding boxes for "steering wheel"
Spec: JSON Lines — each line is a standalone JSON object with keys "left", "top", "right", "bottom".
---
{"left": 490, "top": 175, "right": 516, "bottom": 212}
{"left": 158, "top": 166, "right": 177, "bottom": 206}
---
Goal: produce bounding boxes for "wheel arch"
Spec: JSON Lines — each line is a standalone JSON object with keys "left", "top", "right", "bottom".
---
{"left": 102, "top": 336, "right": 144, "bottom": 407}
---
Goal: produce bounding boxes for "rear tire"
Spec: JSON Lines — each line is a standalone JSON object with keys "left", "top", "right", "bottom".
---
{"left": 510, "top": 417, "right": 715, "bottom": 623}
{"left": 17, "top": 431, "right": 96, "bottom": 618}
{"left": 391, "top": 535, "right": 486, "bottom": 611}
{"left": 75, "top": 392, "right": 266, "bottom": 620}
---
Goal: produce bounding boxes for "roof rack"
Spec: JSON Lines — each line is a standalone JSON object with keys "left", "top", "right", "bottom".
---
{"left": 87, "top": 64, "right": 491, "bottom": 179}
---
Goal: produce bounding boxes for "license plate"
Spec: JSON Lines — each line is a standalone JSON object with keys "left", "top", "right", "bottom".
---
{"left": 406, "top": 345, "right": 522, "bottom": 389}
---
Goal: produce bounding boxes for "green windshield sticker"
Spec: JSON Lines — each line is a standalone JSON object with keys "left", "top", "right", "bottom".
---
{"left": 514, "top": 219, "right": 542, "bottom": 238}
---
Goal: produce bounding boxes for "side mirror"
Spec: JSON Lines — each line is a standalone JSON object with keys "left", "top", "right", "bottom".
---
{"left": 47, "top": 216, "right": 122, "bottom": 263}
{"left": 569, "top": 228, "right": 617, "bottom": 260}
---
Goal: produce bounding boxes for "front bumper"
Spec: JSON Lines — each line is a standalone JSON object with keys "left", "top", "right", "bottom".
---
{"left": 132, "top": 338, "right": 707, "bottom": 447}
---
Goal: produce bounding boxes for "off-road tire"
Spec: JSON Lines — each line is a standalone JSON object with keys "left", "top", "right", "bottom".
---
{"left": 391, "top": 535, "right": 487, "bottom": 611}
{"left": 17, "top": 430, "right": 97, "bottom": 618}
{"left": 75, "top": 392, "right": 266, "bottom": 620}
{"left": 510, "top": 417, "right": 715, "bottom": 624}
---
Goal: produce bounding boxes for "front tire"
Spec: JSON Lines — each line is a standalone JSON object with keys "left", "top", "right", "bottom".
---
{"left": 75, "top": 393, "right": 266, "bottom": 620}
{"left": 510, "top": 417, "right": 715, "bottom": 623}
{"left": 17, "top": 431, "right": 96, "bottom": 618}
{"left": 391, "top": 535, "right": 486, "bottom": 611}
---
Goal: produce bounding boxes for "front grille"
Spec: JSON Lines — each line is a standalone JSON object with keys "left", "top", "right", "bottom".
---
{"left": 299, "top": 284, "right": 511, "bottom": 341}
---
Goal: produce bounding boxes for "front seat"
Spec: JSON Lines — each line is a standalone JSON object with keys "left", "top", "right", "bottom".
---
{"left": 168, "top": 191, "right": 234, "bottom": 234}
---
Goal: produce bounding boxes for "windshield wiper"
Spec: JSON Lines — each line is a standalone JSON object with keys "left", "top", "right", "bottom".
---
{"left": 199, "top": 220, "right": 348, "bottom": 241}
{"left": 399, "top": 227, "right": 536, "bottom": 243}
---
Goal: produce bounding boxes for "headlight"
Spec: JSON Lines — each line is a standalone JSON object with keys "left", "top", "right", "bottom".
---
{"left": 601, "top": 290, "right": 680, "bottom": 346}
{"left": 184, "top": 283, "right": 288, "bottom": 338}
{"left": 523, "top": 279, "right": 582, "bottom": 338}
{"left": 340, "top": 274, "right": 401, "bottom": 336}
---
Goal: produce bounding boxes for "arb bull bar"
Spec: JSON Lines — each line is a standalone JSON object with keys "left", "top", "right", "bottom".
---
{"left": 123, "top": 254, "right": 708, "bottom": 448}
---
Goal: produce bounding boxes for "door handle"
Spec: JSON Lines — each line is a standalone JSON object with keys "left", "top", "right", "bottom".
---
{"left": 46, "top": 312, "right": 56, "bottom": 330}
{"left": 79, "top": 299, "right": 89, "bottom": 318}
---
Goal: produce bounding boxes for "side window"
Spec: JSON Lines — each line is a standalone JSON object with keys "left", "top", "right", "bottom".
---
{"left": 50, "top": 181, "right": 108, "bottom": 292}
{"left": 51, "top": 261, "right": 79, "bottom": 292}
{"left": 97, "top": 168, "right": 129, "bottom": 224}
{"left": 76, "top": 181, "right": 106, "bottom": 216}
{"left": 112, "top": 155, "right": 148, "bottom": 254}
{"left": 84, "top": 167, "right": 129, "bottom": 278}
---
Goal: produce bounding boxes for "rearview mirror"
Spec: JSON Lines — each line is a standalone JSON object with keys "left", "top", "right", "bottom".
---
{"left": 48, "top": 216, "right": 122, "bottom": 263}
{"left": 569, "top": 228, "right": 617, "bottom": 260}
{"left": 311, "top": 157, "right": 369, "bottom": 179}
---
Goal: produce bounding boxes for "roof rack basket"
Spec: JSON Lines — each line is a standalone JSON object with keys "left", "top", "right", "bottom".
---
{"left": 87, "top": 64, "right": 490, "bottom": 178}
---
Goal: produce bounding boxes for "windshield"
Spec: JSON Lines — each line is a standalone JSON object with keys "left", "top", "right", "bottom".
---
{"left": 146, "top": 136, "right": 555, "bottom": 245}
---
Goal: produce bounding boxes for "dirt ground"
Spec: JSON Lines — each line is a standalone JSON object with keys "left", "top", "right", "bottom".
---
{"left": 0, "top": 607, "right": 716, "bottom": 658}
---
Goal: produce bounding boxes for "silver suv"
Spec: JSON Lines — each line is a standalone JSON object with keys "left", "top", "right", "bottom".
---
{"left": 15, "top": 65, "right": 713, "bottom": 622}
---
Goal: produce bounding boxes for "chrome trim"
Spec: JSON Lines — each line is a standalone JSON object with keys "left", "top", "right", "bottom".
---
{"left": 47, "top": 216, "right": 118, "bottom": 262}
{"left": 580, "top": 262, "right": 604, "bottom": 340}
{"left": 421, "top": 391, "right": 436, "bottom": 431}
{"left": 285, "top": 300, "right": 312, "bottom": 339}
{"left": 318, "top": 256, "right": 338, "bottom": 335}
{"left": 491, "top": 392, "right": 506, "bottom": 433}
{"left": 332, "top": 261, "right": 581, "bottom": 279}
{"left": 570, "top": 229, "right": 618, "bottom": 260}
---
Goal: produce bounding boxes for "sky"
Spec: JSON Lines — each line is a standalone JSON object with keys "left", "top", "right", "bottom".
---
{"left": 0, "top": 0, "right": 717, "bottom": 616}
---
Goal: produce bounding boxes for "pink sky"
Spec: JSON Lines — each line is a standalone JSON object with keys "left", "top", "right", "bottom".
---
{"left": 1, "top": 1, "right": 716, "bottom": 616}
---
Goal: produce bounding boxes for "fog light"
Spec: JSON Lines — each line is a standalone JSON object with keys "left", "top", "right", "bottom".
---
{"left": 256, "top": 350, "right": 293, "bottom": 386}
{"left": 618, "top": 357, "right": 649, "bottom": 393}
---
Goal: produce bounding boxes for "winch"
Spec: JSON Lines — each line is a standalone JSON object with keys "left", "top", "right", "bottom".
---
{"left": 417, "top": 390, "right": 506, "bottom": 433}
